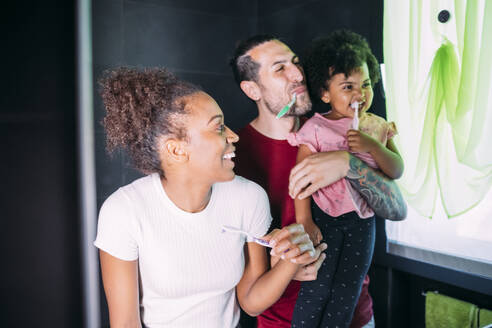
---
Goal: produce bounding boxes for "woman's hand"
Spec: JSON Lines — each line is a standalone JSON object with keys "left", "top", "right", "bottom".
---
{"left": 294, "top": 243, "right": 327, "bottom": 281}
{"left": 301, "top": 219, "right": 323, "bottom": 245}
{"left": 270, "top": 238, "right": 327, "bottom": 281}
{"left": 237, "top": 225, "right": 327, "bottom": 315}
{"left": 262, "top": 224, "right": 317, "bottom": 265}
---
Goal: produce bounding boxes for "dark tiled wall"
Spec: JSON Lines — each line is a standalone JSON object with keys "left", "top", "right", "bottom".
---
{"left": 0, "top": 2, "right": 82, "bottom": 328}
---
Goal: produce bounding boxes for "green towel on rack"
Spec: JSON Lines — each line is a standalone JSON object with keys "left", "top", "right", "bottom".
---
{"left": 480, "top": 308, "right": 492, "bottom": 328}
{"left": 425, "top": 292, "right": 478, "bottom": 328}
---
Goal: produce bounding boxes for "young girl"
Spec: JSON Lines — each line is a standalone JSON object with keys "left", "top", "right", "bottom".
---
{"left": 288, "top": 30, "right": 404, "bottom": 328}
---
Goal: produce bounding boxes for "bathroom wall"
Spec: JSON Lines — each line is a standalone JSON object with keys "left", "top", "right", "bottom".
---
{"left": 1, "top": 2, "right": 82, "bottom": 327}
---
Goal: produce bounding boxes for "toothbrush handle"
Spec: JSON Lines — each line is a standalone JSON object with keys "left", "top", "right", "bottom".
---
{"left": 352, "top": 109, "right": 359, "bottom": 130}
{"left": 253, "top": 237, "right": 272, "bottom": 248}
{"left": 276, "top": 105, "right": 290, "bottom": 119}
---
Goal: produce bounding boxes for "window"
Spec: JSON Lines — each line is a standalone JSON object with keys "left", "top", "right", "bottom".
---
{"left": 382, "top": 0, "right": 492, "bottom": 277}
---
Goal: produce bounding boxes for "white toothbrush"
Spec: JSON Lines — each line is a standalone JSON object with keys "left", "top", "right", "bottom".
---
{"left": 351, "top": 101, "right": 359, "bottom": 130}
{"left": 221, "top": 225, "right": 272, "bottom": 247}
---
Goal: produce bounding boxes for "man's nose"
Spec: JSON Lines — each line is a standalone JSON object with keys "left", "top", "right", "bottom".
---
{"left": 287, "top": 64, "right": 304, "bottom": 83}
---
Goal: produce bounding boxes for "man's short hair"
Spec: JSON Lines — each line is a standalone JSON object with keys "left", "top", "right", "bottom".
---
{"left": 229, "top": 34, "right": 278, "bottom": 86}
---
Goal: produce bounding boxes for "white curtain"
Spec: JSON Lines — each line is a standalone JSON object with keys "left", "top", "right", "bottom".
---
{"left": 383, "top": 0, "right": 492, "bottom": 265}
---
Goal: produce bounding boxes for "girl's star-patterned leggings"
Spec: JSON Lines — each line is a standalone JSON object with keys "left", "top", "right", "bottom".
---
{"left": 291, "top": 205, "right": 376, "bottom": 328}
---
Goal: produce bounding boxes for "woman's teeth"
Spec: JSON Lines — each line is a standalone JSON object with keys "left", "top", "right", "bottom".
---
{"left": 223, "top": 152, "right": 235, "bottom": 160}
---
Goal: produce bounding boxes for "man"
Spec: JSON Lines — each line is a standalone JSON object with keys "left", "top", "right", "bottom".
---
{"left": 230, "top": 35, "right": 406, "bottom": 328}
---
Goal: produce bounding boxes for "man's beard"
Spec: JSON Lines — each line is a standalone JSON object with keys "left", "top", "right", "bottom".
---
{"left": 263, "top": 90, "right": 312, "bottom": 117}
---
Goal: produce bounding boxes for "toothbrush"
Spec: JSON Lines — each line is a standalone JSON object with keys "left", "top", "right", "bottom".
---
{"left": 221, "top": 225, "right": 272, "bottom": 247}
{"left": 351, "top": 101, "right": 359, "bottom": 130}
{"left": 276, "top": 93, "right": 297, "bottom": 119}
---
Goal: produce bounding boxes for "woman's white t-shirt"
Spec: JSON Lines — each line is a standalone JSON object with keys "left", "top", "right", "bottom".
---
{"left": 94, "top": 174, "right": 272, "bottom": 328}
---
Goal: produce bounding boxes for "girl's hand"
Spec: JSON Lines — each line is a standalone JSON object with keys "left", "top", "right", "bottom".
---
{"left": 347, "top": 129, "right": 379, "bottom": 153}
{"left": 262, "top": 224, "right": 315, "bottom": 264}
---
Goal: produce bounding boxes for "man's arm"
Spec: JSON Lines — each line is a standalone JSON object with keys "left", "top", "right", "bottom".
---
{"left": 289, "top": 151, "right": 407, "bottom": 220}
{"left": 346, "top": 154, "right": 407, "bottom": 220}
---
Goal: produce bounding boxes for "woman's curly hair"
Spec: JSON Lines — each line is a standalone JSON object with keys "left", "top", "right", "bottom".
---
{"left": 303, "top": 29, "right": 381, "bottom": 104}
{"left": 99, "top": 67, "right": 201, "bottom": 176}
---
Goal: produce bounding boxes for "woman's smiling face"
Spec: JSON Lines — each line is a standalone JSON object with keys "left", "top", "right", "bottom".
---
{"left": 183, "top": 92, "right": 239, "bottom": 183}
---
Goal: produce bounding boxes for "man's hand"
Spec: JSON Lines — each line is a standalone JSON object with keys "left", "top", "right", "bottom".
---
{"left": 289, "top": 150, "right": 350, "bottom": 200}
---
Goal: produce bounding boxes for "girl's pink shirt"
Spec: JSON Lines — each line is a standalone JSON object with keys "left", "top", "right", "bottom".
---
{"left": 288, "top": 112, "right": 397, "bottom": 218}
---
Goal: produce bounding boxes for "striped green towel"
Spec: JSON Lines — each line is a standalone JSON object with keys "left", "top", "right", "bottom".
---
{"left": 480, "top": 308, "right": 492, "bottom": 328}
{"left": 425, "top": 292, "right": 478, "bottom": 328}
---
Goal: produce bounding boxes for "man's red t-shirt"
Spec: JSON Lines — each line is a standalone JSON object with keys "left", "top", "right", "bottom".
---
{"left": 235, "top": 123, "right": 372, "bottom": 328}
{"left": 235, "top": 124, "right": 301, "bottom": 328}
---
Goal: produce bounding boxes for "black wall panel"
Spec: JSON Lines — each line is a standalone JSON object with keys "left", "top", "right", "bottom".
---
{"left": 1, "top": 2, "right": 82, "bottom": 327}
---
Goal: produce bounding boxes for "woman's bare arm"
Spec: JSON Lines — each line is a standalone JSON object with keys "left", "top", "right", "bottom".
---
{"left": 236, "top": 225, "right": 323, "bottom": 316}
{"left": 99, "top": 250, "right": 142, "bottom": 328}
{"left": 236, "top": 242, "right": 296, "bottom": 316}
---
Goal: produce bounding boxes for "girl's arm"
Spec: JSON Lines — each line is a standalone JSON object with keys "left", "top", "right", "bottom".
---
{"left": 99, "top": 250, "right": 142, "bottom": 328}
{"left": 236, "top": 225, "right": 320, "bottom": 316}
{"left": 347, "top": 130, "right": 404, "bottom": 179}
{"left": 380, "top": 139, "right": 404, "bottom": 178}
{"left": 295, "top": 144, "right": 322, "bottom": 245}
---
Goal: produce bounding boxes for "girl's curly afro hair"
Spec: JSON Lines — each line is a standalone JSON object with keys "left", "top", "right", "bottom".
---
{"left": 99, "top": 67, "right": 201, "bottom": 176}
{"left": 303, "top": 29, "right": 381, "bottom": 104}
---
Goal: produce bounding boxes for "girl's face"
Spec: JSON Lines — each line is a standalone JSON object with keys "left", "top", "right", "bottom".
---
{"left": 183, "top": 92, "right": 239, "bottom": 184}
{"left": 321, "top": 62, "right": 373, "bottom": 119}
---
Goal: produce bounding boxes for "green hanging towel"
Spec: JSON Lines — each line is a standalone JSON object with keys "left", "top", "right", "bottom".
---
{"left": 425, "top": 292, "right": 478, "bottom": 328}
{"left": 480, "top": 308, "right": 492, "bottom": 328}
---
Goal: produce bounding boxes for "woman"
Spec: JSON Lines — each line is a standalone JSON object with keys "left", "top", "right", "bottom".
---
{"left": 94, "top": 67, "right": 324, "bottom": 328}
